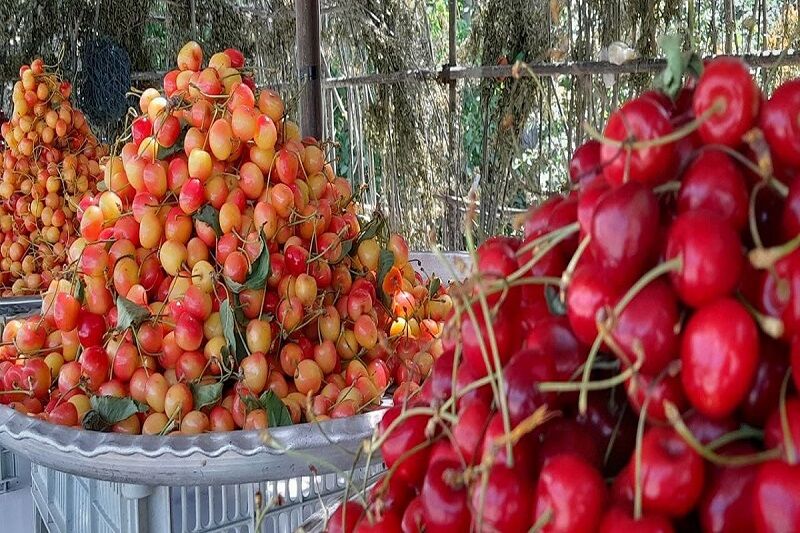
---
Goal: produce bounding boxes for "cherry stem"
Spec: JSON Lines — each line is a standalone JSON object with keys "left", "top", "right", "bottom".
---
{"left": 559, "top": 234, "right": 591, "bottom": 304}
{"left": 750, "top": 233, "right": 800, "bottom": 270}
{"left": 538, "top": 355, "right": 640, "bottom": 392}
{"left": 515, "top": 222, "right": 580, "bottom": 258}
{"left": 706, "top": 426, "right": 764, "bottom": 451}
{"left": 577, "top": 257, "right": 682, "bottom": 414}
{"left": 701, "top": 144, "right": 789, "bottom": 198}
{"left": 779, "top": 369, "right": 797, "bottom": 465}
{"left": 652, "top": 180, "right": 681, "bottom": 194}
{"left": 664, "top": 401, "right": 783, "bottom": 467}
{"left": 0, "top": 389, "right": 34, "bottom": 397}
{"left": 737, "top": 293, "right": 784, "bottom": 339}
{"left": 529, "top": 507, "right": 553, "bottom": 533}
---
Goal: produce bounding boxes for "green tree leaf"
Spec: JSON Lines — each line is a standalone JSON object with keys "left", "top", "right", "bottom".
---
{"left": 193, "top": 205, "right": 222, "bottom": 237}
{"left": 224, "top": 232, "right": 271, "bottom": 293}
{"left": 428, "top": 276, "right": 441, "bottom": 299}
{"left": 116, "top": 296, "right": 151, "bottom": 331}
{"left": 83, "top": 395, "right": 148, "bottom": 431}
{"left": 219, "top": 298, "right": 238, "bottom": 357}
{"left": 190, "top": 381, "right": 224, "bottom": 410}
{"left": 259, "top": 391, "right": 293, "bottom": 427}
{"left": 376, "top": 249, "right": 396, "bottom": 306}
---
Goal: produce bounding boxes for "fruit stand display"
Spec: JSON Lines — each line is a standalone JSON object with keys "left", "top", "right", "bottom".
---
{"left": 312, "top": 56, "right": 800, "bottom": 532}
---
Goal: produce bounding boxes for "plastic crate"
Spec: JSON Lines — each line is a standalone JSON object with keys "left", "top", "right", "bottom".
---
{"left": 0, "top": 446, "right": 29, "bottom": 493}
{"left": 30, "top": 461, "right": 385, "bottom": 533}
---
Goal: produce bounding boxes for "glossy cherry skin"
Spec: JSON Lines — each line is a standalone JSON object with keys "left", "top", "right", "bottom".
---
{"left": 614, "top": 426, "right": 705, "bottom": 517}
{"left": 764, "top": 398, "right": 800, "bottom": 462}
{"left": 575, "top": 393, "right": 637, "bottom": 476}
{"left": 666, "top": 210, "right": 743, "bottom": 308}
{"left": 792, "top": 339, "right": 800, "bottom": 394}
{"left": 760, "top": 78, "right": 800, "bottom": 167}
{"left": 503, "top": 348, "right": 558, "bottom": 425}
{"left": 524, "top": 316, "right": 585, "bottom": 398}
{"left": 753, "top": 461, "right": 800, "bottom": 533}
{"left": 378, "top": 406, "right": 432, "bottom": 488}
{"left": 569, "top": 140, "right": 603, "bottom": 183}
{"left": 427, "top": 349, "right": 455, "bottom": 404}
{"left": 782, "top": 176, "right": 800, "bottom": 240}
{"left": 693, "top": 56, "right": 760, "bottom": 147}
{"left": 611, "top": 279, "right": 680, "bottom": 374}
{"left": 481, "top": 412, "right": 539, "bottom": 478}
{"left": 516, "top": 236, "right": 566, "bottom": 305}
{"left": 625, "top": 371, "right": 688, "bottom": 423}
{"left": 451, "top": 398, "right": 492, "bottom": 465}
{"left": 523, "top": 196, "right": 563, "bottom": 239}
{"left": 600, "top": 97, "right": 675, "bottom": 187}
{"left": 454, "top": 363, "right": 493, "bottom": 411}
{"left": 369, "top": 476, "right": 415, "bottom": 517}
{"left": 353, "top": 510, "right": 402, "bottom": 533}
{"left": 598, "top": 506, "right": 675, "bottom": 533}
{"left": 471, "top": 464, "right": 534, "bottom": 532}
{"left": 681, "top": 298, "right": 759, "bottom": 419}
{"left": 327, "top": 501, "right": 364, "bottom": 533}
{"left": 547, "top": 194, "right": 579, "bottom": 255}
{"left": 476, "top": 239, "right": 521, "bottom": 308}
{"left": 677, "top": 151, "right": 749, "bottom": 231}
{"left": 533, "top": 453, "right": 606, "bottom": 533}
{"left": 699, "top": 458, "right": 758, "bottom": 533}
{"left": 577, "top": 176, "right": 610, "bottom": 238}
{"left": 460, "top": 302, "right": 519, "bottom": 377}
{"left": 741, "top": 337, "right": 789, "bottom": 426}
{"left": 566, "top": 262, "right": 620, "bottom": 346}
{"left": 400, "top": 496, "right": 425, "bottom": 533}
{"left": 589, "top": 181, "right": 660, "bottom": 289}
{"left": 684, "top": 411, "right": 738, "bottom": 446}
{"left": 420, "top": 457, "right": 471, "bottom": 532}
{"left": 774, "top": 249, "right": 800, "bottom": 339}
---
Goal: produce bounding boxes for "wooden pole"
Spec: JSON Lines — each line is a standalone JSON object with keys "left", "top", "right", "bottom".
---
{"left": 295, "top": 0, "right": 323, "bottom": 139}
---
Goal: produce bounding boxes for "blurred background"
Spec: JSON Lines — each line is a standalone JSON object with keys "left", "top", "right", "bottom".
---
{"left": 1, "top": 0, "right": 798, "bottom": 249}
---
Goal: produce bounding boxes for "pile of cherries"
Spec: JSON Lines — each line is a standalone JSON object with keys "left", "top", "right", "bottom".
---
{"left": 326, "top": 56, "right": 800, "bottom": 532}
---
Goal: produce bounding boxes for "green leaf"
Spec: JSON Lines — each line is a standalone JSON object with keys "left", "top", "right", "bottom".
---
{"left": 190, "top": 381, "right": 224, "bottom": 410}
{"left": 241, "top": 393, "right": 262, "bottom": 412}
{"left": 225, "top": 232, "right": 270, "bottom": 293}
{"left": 259, "top": 391, "right": 293, "bottom": 427}
{"left": 193, "top": 205, "right": 222, "bottom": 237}
{"left": 544, "top": 285, "right": 567, "bottom": 316}
{"left": 116, "top": 296, "right": 151, "bottom": 331}
{"left": 376, "top": 249, "right": 396, "bottom": 306}
{"left": 355, "top": 216, "right": 385, "bottom": 245}
{"left": 156, "top": 125, "right": 188, "bottom": 160}
{"left": 73, "top": 277, "right": 85, "bottom": 302}
{"left": 654, "top": 34, "right": 702, "bottom": 99}
{"left": 219, "top": 298, "right": 238, "bottom": 357}
{"left": 86, "top": 395, "right": 148, "bottom": 431}
{"left": 336, "top": 239, "right": 354, "bottom": 263}
{"left": 428, "top": 276, "right": 441, "bottom": 299}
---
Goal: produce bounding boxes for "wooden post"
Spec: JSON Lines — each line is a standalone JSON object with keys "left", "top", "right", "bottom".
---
{"left": 295, "top": 0, "right": 323, "bottom": 139}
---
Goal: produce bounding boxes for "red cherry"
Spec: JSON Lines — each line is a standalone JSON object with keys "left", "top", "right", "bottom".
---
{"left": 742, "top": 337, "right": 790, "bottom": 426}
{"left": 471, "top": 464, "right": 534, "bottom": 532}
{"left": 600, "top": 97, "right": 675, "bottom": 187}
{"left": 625, "top": 368, "right": 689, "bottom": 422}
{"left": 566, "top": 262, "right": 620, "bottom": 346}
{"left": 569, "top": 140, "right": 603, "bottom": 183}
{"left": 576, "top": 176, "right": 609, "bottom": 238}
{"left": 420, "top": 458, "right": 470, "bottom": 531}
{"left": 760, "top": 78, "right": 800, "bottom": 167}
{"left": 699, "top": 459, "right": 758, "bottom": 533}
{"left": 665, "top": 210, "right": 743, "bottom": 308}
{"left": 611, "top": 279, "right": 680, "bottom": 375}
{"left": 400, "top": 496, "right": 425, "bottom": 533}
{"left": 378, "top": 406, "right": 431, "bottom": 488}
{"left": 523, "top": 196, "right": 563, "bottom": 239}
{"left": 524, "top": 316, "right": 585, "bottom": 386}
{"left": 454, "top": 363, "right": 492, "bottom": 410}
{"left": 516, "top": 236, "right": 566, "bottom": 305}
{"left": 614, "top": 426, "right": 705, "bottom": 517}
{"left": 451, "top": 398, "right": 492, "bottom": 464}
{"left": 598, "top": 506, "right": 674, "bottom": 533}
{"left": 223, "top": 48, "right": 245, "bottom": 68}
{"left": 460, "top": 302, "right": 518, "bottom": 377}
{"left": 327, "top": 501, "right": 364, "bottom": 533}
{"left": 589, "top": 182, "right": 660, "bottom": 289}
{"left": 480, "top": 412, "right": 539, "bottom": 477}
{"left": 576, "top": 393, "right": 637, "bottom": 476}
{"left": 77, "top": 311, "right": 106, "bottom": 347}
{"left": 693, "top": 56, "right": 760, "bottom": 147}
{"left": 677, "top": 151, "right": 749, "bottom": 231}
{"left": 533, "top": 453, "right": 606, "bottom": 532}
{"left": 546, "top": 194, "right": 579, "bottom": 255}
{"left": 681, "top": 298, "right": 759, "bottom": 419}
{"left": 683, "top": 411, "right": 739, "bottom": 446}
{"left": 426, "top": 349, "right": 455, "bottom": 404}
{"left": 764, "top": 398, "right": 800, "bottom": 462}
{"left": 353, "top": 511, "right": 402, "bottom": 533}
{"left": 753, "top": 461, "right": 800, "bottom": 532}
{"left": 537, "top": 418, "right": 603, "bottom": 471}
{"left": 503, "top": 348, "right": 557, "bottom": 426}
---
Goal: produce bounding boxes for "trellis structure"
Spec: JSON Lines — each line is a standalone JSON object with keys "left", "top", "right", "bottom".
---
{"left": 3, "top": 0, "right": 800, "bottom": 249}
